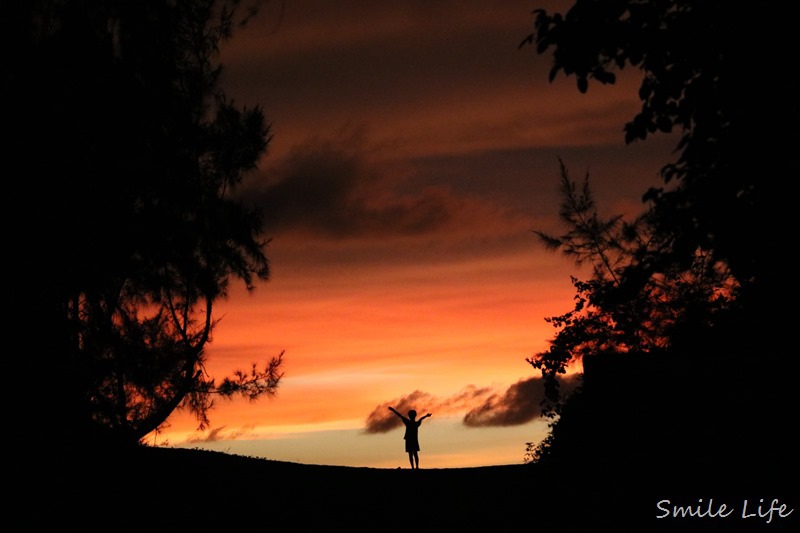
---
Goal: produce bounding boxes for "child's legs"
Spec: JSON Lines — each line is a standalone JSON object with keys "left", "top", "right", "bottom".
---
{"left": 407, "top": 452, "right": 414, "bottom": 468}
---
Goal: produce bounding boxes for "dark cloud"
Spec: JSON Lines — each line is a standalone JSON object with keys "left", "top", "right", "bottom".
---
{"left": 364, "top": 390, "right": 438, "bottom": 434}
{"left": 363, "top": 376, "right": 580, "bottom": 433}
{"left": 222, "top": 1, "right": 554, "bottom": 121}
{"left": 463, "top": 374, "right": 579, "bottom": 427}
{"left": 238, "top": 138, "right": 453, "bottom": 239}
{"left": 184, "top": 425, "right": 255, "bottom": 443}
{"left": 444, "top": 384, "right": 497, "bottom": 410}
{"left": 463, "top": 379, "right": 543, "bottom": 427}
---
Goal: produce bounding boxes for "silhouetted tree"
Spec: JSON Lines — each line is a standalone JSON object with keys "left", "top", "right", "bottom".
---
{"left": 523, "top": 162, "right": 739, "bottom": 467}
{"left": 521, "top": 0, "right": 763, "bottom": 293}
{"left": 521, "top": 1, "right": 790, "bottom": 475}
{"left": 6, "top": 0, "right": 282, "bottom": 449}
{"left": 526, "top": 160, "right": 738, "bottom": 409}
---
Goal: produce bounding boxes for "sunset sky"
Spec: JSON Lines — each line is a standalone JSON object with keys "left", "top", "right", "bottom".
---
{"left": 153, "top": 0, "right": 679, "bottom": 468}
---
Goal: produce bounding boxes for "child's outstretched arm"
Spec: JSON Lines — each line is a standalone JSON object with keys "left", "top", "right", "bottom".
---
{"left": 420, "top": 413, "right": 432, "bottom": 421}
{"left": 388, "top": 406, "right": 404, "bottom": 420}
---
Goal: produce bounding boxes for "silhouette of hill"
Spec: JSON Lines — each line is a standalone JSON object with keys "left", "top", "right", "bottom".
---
{"left": 32, "top": 444, "right": 796, "bottom": 531}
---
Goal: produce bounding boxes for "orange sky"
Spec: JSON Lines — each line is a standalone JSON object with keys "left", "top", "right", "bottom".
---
{"left": 151, "top": 0, "right": 679, "bottom": 468}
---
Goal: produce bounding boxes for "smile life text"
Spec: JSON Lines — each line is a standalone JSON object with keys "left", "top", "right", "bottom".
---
{"left": 656, "top": 498, "right": 794, "bottom": 525}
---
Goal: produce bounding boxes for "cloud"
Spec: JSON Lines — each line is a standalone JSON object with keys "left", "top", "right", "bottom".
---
{"left": 184, "top": 425, "right": 256, "bottom": 443}
{"left": 238, "top": 136, "right": 454, "bottom": 239}
{"left": 363, "top": 390, "right": 437, "bottom": 433}
{"left": 363, "top": 386, "right": 498, "bottom": 433}
{"left": 363, "top": 375, "right": 580, "bottom": 433}
{"left": 463, "top": 374, "right": 578, "bottom": 427}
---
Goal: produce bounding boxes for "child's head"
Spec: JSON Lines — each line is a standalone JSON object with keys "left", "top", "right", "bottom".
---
{"left": 408, "top": 409, "right": 417, "bottom": 419}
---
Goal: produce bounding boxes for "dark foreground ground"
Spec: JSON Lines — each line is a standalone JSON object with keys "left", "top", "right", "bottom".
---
{"left": 26, "top": 445, "right": 797, "bottom": 532}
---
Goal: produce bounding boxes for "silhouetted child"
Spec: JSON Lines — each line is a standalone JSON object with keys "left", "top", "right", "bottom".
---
{"left": 388, "top": 406, "right": 432, "bottom": 469}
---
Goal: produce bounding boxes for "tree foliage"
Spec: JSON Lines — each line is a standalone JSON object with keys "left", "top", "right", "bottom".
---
{"left": 521, "top": 0, "right": 759, "bottom": 292}
{"left": 526, "top": 160, "right": 738, "bottom": 414}
{"left": 519, "top": 1, "right": 780, "bottom": 469}
{"left": 7, "top": 0, "right": 282, "bottom": 448}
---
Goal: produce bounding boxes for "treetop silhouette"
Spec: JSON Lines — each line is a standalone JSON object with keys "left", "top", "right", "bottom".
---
{"left": 521, "top": 1, "right": 785, "bottom": 475}
{"left": 8, "top": 0, "right": 282, "bottom": 449}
